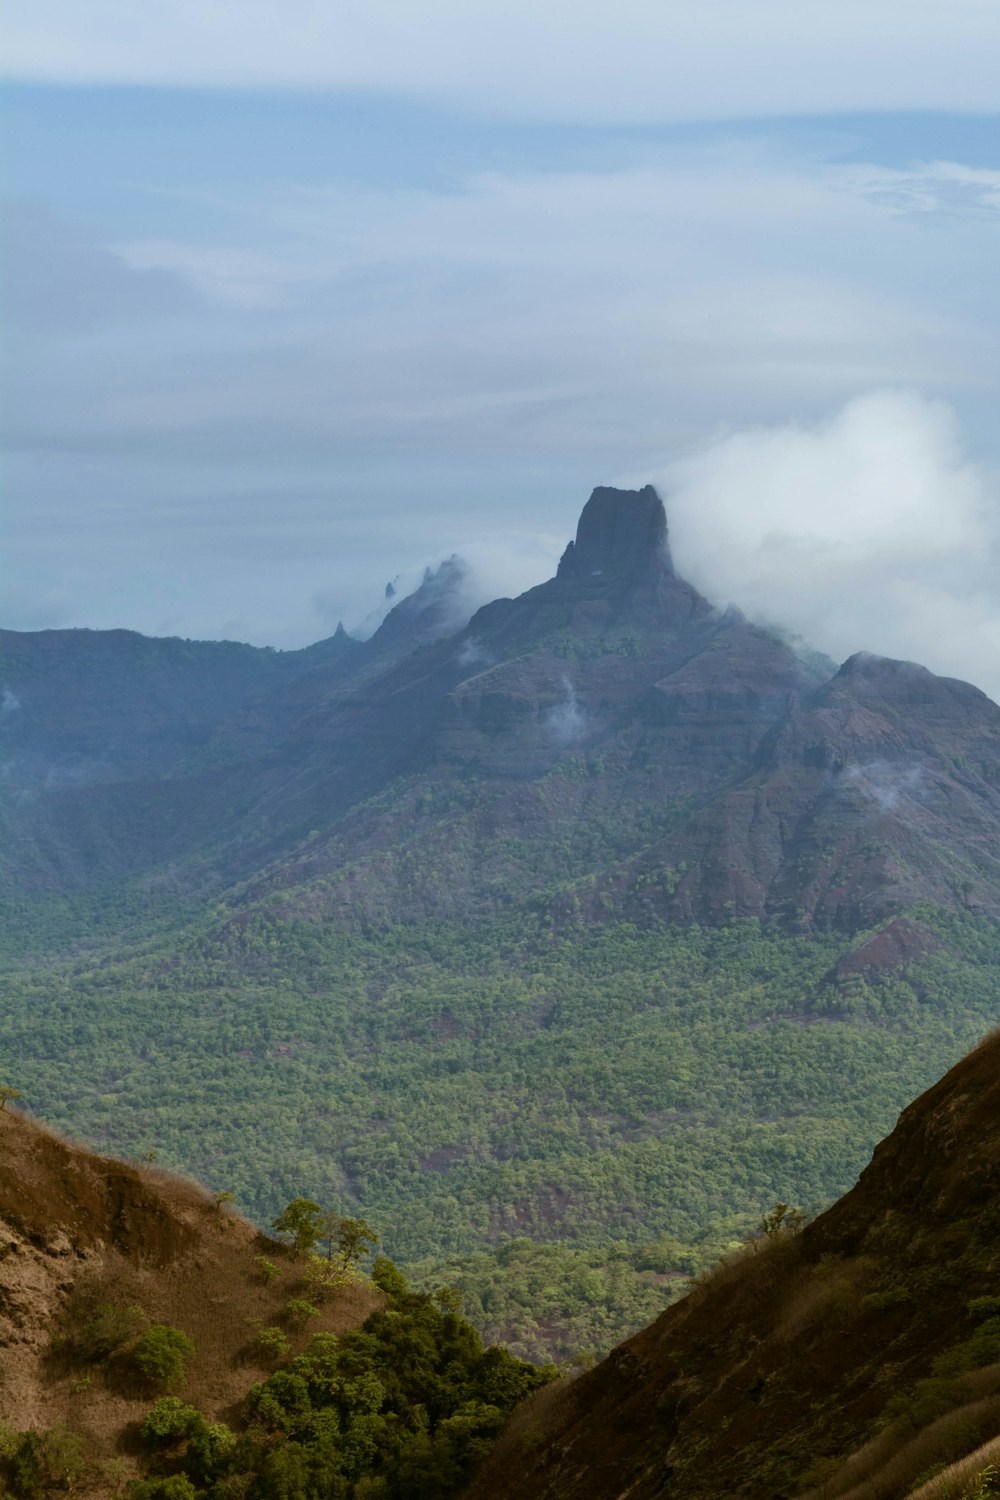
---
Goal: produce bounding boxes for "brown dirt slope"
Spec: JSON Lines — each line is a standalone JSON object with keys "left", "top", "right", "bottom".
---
{"left": 465, "top": 1026, "right": 1000, "bottom": 1500}
{"left": 0, "top": 1108, "right": 379, "bottom": 1491}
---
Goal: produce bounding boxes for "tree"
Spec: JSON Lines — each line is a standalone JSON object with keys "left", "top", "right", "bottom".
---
{"left": 271, "top": 1198, "right": 323, "bottom": 1256}
{"left": 130, "top": 1325, "right": 196, "bottom": 1390}
{"left": 758, "top": 1202, "right": 807, "bottom": 1239}
{"left": 0, "top": 1086, "right": 22, "bottom": 1111}
{"left": 370, "top": 1257, "right": 410, "bottom": 1300}
{"left": 321, "top": 1214, "right": 380, "bottom": 1273}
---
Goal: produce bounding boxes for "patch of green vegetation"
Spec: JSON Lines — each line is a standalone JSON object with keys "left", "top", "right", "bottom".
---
{"left": 127, "top": 1265, "right": 554, "bottom": 1500}
{"left": 4, "top": 898, "right": 1000, "bottom": 1356}
{"left": 409, "top": 1237, "right": 692, "bottom": 1363}
{"left": 0, "top": 1424, "right": 88, "bottom": 1499}
{"left": 130, "top": 1326, "right": 196, "bottom": 1391}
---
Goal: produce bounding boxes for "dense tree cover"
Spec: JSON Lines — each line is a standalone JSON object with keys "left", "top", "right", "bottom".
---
{"left": 2, "top": 896, "right": 999, "bottom": 1354}
{"left": 408, "top": 1236, "right": 700, "bottom": 1362}
{"left": 129, "top": 1263, "right": 555, "bottom": 1500}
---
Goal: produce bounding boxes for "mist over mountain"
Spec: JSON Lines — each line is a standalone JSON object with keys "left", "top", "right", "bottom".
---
{"left": 4, "top": 485, "right": 1000, "bottom": 933}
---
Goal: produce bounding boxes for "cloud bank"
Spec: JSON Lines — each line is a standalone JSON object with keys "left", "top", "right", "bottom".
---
{"left": 659, "top": 391, "right": 1000, "bottom": 702}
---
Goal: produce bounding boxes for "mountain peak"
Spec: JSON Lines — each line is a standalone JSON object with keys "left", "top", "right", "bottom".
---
{"left": 557, "top": 485, "right": 671, "bottom": 583}
{"left": 371, "top": 554, "right": 472, "bottom": 650}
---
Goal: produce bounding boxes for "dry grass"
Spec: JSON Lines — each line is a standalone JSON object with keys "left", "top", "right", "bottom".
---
{"left": 800, "top": 1369, "right": 1000, "bottom": 1500}
{"left": 904, "top": 1434, "right": 1000, "bottom": 1499}
{"left": 0, "top": 1109, "right": 381, "bottom": 1498}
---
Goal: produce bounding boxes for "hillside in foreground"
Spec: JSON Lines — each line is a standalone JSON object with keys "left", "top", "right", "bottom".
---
{"left": 466, "top": 1023, "right": 1000, "bottom": 1500}
{"left": 0, "top": 1109, "right": 550, "bottom": 1499}
{"left": 6, "top": 1026, "right": 1000, "bottom": 1500}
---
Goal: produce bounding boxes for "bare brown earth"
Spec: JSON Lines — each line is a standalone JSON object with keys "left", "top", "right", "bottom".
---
{"left": 465, "top": 1026, "right": 1000, "bottom": 1500}
{"left": 0, "top": 1108, "right": 380, "bottom": 1492}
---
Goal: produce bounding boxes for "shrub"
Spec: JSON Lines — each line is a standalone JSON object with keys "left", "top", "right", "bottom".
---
{"left": 371, "top": 1257, "right": 410, "bottom": 1299}
{"left": 861, "top": 1286, "right": 914, "bottom": 1314}
{"left": 57, "top": 1297, "right": 148, "bottom": 1364}
{"left": 255, "top": 1326, "right": 291, "bottom": 1363}
{"left": 758, "top": 1202, "right": 807, "bottom": 1239}
{"left": 7, "top": 1426, "right": 87, "bottom": 1498}
{"left": 140, "top": 1398, "right": 199, "bottom": 1443}
{"left": 185, "top": 1418, "right": 236, "bottom": 1482}
{"left": 283, "top": 1298, "right": 320, "bottom": 1325}
{"left": 128, "top": 1476, "right": 198, "bottom": 1500}
{"left": 130, "top": 1326, "right": 196, "bottom": 1390}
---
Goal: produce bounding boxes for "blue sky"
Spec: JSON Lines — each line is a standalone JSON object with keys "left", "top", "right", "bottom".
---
{"left": 4, "top": 3, "right": 1000, "bottom": 695}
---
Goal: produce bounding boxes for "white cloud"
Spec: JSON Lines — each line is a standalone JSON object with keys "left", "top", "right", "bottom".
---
{"left": 5, "top": 0, "right": 1000, "bottom": 122}
{"left": 657, "top": 390, "right": 1000, "bottom": 701}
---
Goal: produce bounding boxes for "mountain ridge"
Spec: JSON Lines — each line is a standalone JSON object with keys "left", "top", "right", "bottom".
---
{"left": 5, "top": 484, "right": 999, "bottom": 934}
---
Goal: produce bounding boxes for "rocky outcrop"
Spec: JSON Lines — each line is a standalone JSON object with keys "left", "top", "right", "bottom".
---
{"left": 556, "top": 484, "right": 671, "bottom": 583}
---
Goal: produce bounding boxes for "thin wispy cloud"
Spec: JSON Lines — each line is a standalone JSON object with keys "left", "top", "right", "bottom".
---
{"left": 5, "top": 0, "right": 1000, "bottom": 122}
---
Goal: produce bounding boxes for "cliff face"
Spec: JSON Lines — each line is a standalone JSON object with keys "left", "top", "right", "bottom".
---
{"left": 465, "top": 1026, "right": 1000, "bottom": 1500}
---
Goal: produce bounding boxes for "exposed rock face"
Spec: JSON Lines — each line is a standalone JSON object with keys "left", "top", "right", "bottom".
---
{"left": 464, "top": 1027, "right": 1000, "bottom": 1500}
{"left": 556, "top": 485, "right": 671, "bottom": 583}
{"left": 830, "top": 915, "right": 943, "bottom": 981}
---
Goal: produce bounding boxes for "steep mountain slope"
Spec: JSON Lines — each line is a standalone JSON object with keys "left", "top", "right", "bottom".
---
{"left": 0, "top": 1109, "right": 553, "bottom": 1500}
{"left": 0, "top": 1107, "right": 380, "bottom": 1492}
{"left": 0, "top": 555, "right": 471, "bottom": 893}
{"left": 466, "top": 1023, "right": 1000, "bottom": 1500}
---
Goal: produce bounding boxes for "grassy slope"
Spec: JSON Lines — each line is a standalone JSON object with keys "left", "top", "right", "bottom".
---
{"left": 0, "top": 1110, "right": 549, "bottom": 1500}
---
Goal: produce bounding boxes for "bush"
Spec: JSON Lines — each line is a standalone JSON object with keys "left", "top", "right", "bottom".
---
{"left": 284, "top": 1298, "right": 320, "bottom": 1325}
{"left": 371, "top": 1256, "right": 410, "bottom": 1300}
{"left": 6, "top": 1427, "right": 87, "bottom": 1499}
{"left": 130, "top": 1326, "right": 196, "bottom": 1390}
{"left": 140, "top": 1398, "right": 199, "bottom": 1443}
{"left": 128, "top": 1477, "right": 198, "bottom": 1500}
{"left": 255, "top": 1326, "right": 291, "bottom": 1363}
{"left": 57, "top": 1297, "right": 148, "bottom": 1364}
